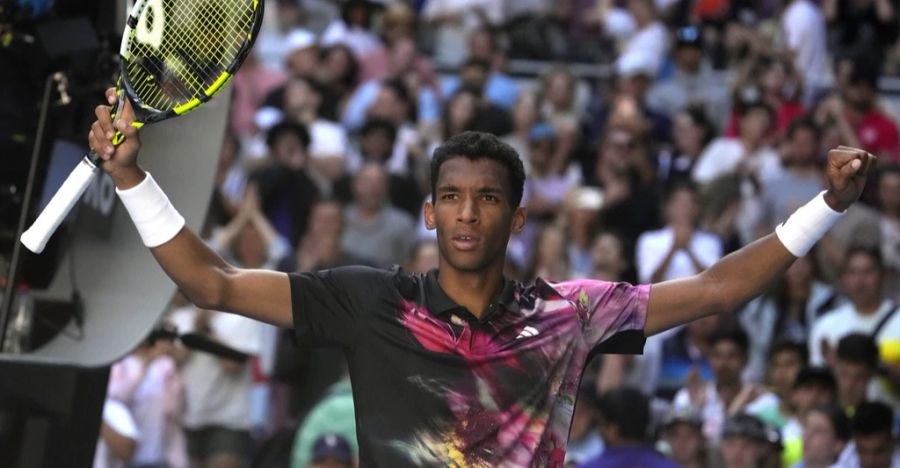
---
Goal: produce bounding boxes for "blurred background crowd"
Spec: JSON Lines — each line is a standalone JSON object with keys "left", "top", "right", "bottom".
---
{"left": 93, "top": 0, "right": 900, "bottom": 467}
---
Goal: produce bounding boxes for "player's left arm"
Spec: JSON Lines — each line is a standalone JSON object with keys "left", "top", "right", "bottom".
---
{"left": 644, "top": 147, "right": 875, "bottom": 336}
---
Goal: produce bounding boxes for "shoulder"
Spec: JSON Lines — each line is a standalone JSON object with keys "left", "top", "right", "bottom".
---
{"left": 289, "top": 266, "right": 412, "bottom": 301}
{"left": 540, "top": 278, "right": 649, "bottom": 305}
{"left": 812, "top": 305, "right": 852, "bottom": 329}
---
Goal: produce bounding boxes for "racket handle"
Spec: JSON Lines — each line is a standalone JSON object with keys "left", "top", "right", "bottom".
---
{"left": 21, "top": 156, "right": 99, "bottom": 254}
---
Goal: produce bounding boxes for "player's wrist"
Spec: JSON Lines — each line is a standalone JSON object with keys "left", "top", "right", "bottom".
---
{"left": 116, "top": 171, "right": 185, "bottom": 248}
{"left": 822, "top": 189, "right": 850, "bottom": 213}
{"left": 108, "top": 165, "right": 146, "bottom": 190}
{"left": 775, "top": 191, "right": 845, "bottom": 257}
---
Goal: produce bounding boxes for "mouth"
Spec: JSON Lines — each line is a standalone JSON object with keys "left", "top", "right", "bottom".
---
{"left": 451, "top": 234, "right": 480, "bottom": 251}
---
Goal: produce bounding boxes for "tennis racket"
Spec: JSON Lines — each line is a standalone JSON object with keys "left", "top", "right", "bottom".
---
{"left": 20, "top": 0, "right": 264, "bottom": 253}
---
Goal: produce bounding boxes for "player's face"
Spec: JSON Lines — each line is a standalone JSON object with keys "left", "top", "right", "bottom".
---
{"left": 425, "top": 158, "right": 525, "bottom": 273}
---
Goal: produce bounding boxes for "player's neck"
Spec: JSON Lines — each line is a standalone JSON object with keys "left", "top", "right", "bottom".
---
{"left": 436, "top": 261, "right": 506, "bottom": 319}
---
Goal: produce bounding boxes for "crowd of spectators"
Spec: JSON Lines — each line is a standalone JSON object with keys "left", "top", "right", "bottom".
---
{"left": 94, "top": 0, "right": 900, "bottom": 467}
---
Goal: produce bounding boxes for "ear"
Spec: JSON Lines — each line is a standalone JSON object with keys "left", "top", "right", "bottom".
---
{"left": 424, "top": 200, "right": 436, "bottom": 230}
{"left": 510, "top": 206, "right": 527, "bottom": 234}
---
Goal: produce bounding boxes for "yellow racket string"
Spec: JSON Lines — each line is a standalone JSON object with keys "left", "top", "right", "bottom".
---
{"left": 124, "top": 0, "right": 256, "bottom": 112}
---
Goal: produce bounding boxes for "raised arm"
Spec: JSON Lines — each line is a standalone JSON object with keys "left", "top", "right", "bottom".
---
{"left": 644, "top": 147, "right": 875, "bottom": 335}
{"left": 89, "top": 89, "right": 293, "bottom": 328}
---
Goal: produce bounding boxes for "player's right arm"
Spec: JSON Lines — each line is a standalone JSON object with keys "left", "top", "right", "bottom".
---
{"left": 90, "top": 89, "right": 293, "bottom": 328}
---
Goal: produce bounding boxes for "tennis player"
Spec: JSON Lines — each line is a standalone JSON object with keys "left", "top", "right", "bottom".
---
{"left": 89, "top": 88, "right": 873, "bottom": 467}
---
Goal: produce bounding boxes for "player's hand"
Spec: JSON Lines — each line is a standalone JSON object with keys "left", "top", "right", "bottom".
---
{"left": 88, "top": 87, "right": 144, "bottom": 189}
{"left": 823, "top": 146, "right": 875, "bottom": 212}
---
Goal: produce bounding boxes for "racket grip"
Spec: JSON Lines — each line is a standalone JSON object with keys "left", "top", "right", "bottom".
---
{"left": 20, "top": 156, "right": 99, "bottom": 254}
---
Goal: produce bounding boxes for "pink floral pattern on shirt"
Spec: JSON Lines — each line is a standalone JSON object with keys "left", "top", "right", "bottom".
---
{"left": 392, "top": 278, "right": 649, "bottom": 467}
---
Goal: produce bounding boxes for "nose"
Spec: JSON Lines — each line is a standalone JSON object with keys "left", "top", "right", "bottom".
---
{"left": 457, "top": 197, "right": 478, "bottom": 224}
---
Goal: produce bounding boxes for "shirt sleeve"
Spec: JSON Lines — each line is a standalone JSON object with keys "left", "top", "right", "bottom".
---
{"left": 289, "top": 266, "right": 395, "bottom": 347}
{"left": 559, "top": 279, "right": 650, "bottom": 354}
{"left": 102, "top": 399, "right": 140, "bottom": 440}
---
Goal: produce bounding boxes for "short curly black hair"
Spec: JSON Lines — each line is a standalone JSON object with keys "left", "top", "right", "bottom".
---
{"left": 430, "top": 131, "right": 525, "bottom": 209}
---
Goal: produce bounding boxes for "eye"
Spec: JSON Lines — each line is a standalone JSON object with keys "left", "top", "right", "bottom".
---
{"left": 441, "top": 193, "right": 459, "bottom": 201}
{"left": 481, "top": 194, "right": 498, "bottom": 202}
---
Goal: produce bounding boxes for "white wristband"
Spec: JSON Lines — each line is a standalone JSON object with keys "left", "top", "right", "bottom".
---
{"left": 775, "top": 191, "right": 844, "bottom": 257}
{"left": 116, "top": 172, "right": 185, "bottom": 247}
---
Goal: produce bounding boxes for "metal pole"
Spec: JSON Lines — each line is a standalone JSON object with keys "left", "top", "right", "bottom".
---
{"left": 0, "top": 73, "right": 56, "bottom": 352}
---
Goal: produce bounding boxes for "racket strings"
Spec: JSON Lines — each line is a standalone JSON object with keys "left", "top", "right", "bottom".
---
{"left": 125, "top": 0, "right": 256, "bottom": 112}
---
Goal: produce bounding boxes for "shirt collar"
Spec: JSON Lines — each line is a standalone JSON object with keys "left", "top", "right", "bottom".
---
{"left": 424, "top": 269, "right": 520, "bottom": 321}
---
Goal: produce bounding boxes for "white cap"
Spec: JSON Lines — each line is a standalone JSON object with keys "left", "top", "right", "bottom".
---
{"left": 309, "top": 122, "right": 348, "bottom": 159}
{"left": 616, "top": 51, "right": 657, "bottom": 78}
{"left": 285, "top": 28, "right": 317, "bottom": 52}
{"left": 254, "top": 107, "right": 284, "bottom": 131}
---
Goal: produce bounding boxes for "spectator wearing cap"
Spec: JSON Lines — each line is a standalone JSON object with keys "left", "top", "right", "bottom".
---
{"left": 253, "top": 1, "right": 307, "bottom": 72}
{"left": 579, "top": 387, "right": 677, "bottom": 468}
{"left": 673, "top": 326, "right": 778, "bottom": 442}
{"left": 308, "top": 433, "right": 354, "bottom": 468}
{"left": 809, "top": 247, "right": 899, "bottom": 368}
{"left": 718, "top": 413, "right": 780, "bottom": 468}
{"left": 659, "top": 408, "right": 712, "bottom": 468}
{"left": 283, "top": 29, "right": 321, "bottom": 80}
{"left": 842, "top": 401, "right": 900, "bottom": 468}
{"left": 647, "top": 26, "right": 730, "bottom": 125}
{"left": 291, "top": 382, "right": 356, "bottom": 468}
{"left": 793, "top": 404, "right": 850, "bottom": 468}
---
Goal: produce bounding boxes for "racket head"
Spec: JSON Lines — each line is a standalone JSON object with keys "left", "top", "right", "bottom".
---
{"left": 117, "top": 0, "right": 264, "bottom": 124}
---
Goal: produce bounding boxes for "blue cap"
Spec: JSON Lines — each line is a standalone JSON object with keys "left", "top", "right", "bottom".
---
{"left": 529, "top": 122, "right": 556, "bottom": 142}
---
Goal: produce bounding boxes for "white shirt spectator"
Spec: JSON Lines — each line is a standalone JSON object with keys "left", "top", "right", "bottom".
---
{"left": 692, "top": 137, "right": 784, "bottom": 185}
{"left": 422, "top": 0, "right": 504, "bottom": 66}
{"left": 617, "top": 21, "right": 669, "bottom": 77}
{"left": 782, "top": 0, "right": 831, "bottom": 96}
{"left": 673, "top": 382, "right": 779, "bottom": 441}
{"left": 169, "top": 308, "right": 265, "bottom": 431}
{"left": 93, "top": 399, "right": 140, "bottom": 468}
{"left": 808, "top": 299, "right": 900, "bottom": 366}
{"left": 637, "top": 227, "right": 723, "bottom": 283}
{"left": 114, "top": 356, "right": 187, "bottom": 468}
